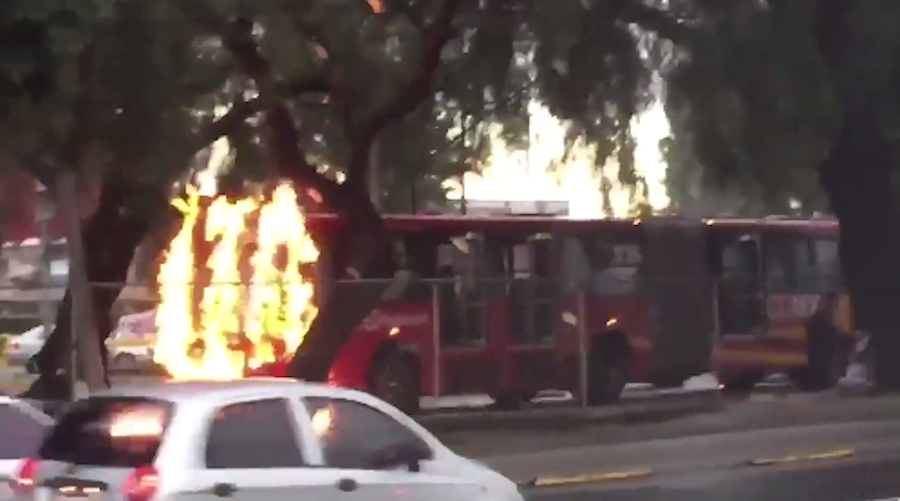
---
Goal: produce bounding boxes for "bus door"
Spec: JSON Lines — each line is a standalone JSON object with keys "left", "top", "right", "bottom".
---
{"left": 507, "top": 233, "right": 557, "bottom": 347}
{"left": 504, "top": 232, "right": 560, "bottom": 393}
{"left": 709, "top": 232, "right": 766, "bottom": 338}
{"left": 810, "top": 236, "right": 850, "bottom": 330}
{"left": 761, "top": 231, "right": 828, "bottom": 369}
{"left": 762, "top": 232, "right": 819, "bottom": 333}
{"left": 430, "top": 231, "right": 504, "bottom": 395}
{"left": 641, "top": 219, "right": 713, "bottom": 384}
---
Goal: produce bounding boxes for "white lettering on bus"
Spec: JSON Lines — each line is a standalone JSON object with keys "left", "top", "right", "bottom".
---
{"left": 767, "top": 294, "right": 819, "bottom": 321}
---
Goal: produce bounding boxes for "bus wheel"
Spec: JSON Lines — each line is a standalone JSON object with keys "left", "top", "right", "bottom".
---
{"left": 586, "top": 332, "right": 632, "bottom": 405}
{"left": 368, "top": 345, "right": 421, "bottom": 416}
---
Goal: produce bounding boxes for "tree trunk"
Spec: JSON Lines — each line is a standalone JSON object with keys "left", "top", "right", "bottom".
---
{"left": 818, "top": 117, "right": 900, "bottom": 390}
{"left": 22, "top": 182, "right": 150, "bottom": 400}
{"left": 286, "top": 157, "right": 396, "bottom": 382}
{"left": 59, "top": 171, "right": 106, "bottom": 392}
{"left": 221, "top": 0, "right": 465, "bottom": 382}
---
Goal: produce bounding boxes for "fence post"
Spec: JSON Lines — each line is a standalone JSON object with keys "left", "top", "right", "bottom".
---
{"left": 430, "top": 280, "right": 441, "bottom": 398}
{"left": 577, "top": 289, "right": 588, "bottom": 408}
{"left": 710, "top": 277, "right": 721, "bottom": 380}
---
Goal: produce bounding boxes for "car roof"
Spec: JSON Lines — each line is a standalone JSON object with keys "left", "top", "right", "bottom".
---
{"left": 20, "top": 325, "right": 47, "bottom": 337}
{"left": 88, "top": 378, "right": 365, "bottom": 406}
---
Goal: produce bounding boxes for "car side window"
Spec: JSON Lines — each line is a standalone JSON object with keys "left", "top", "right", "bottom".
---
{"left": 303, "top": 397, "right": 433, "bottom": 470}
{"left": 205, "top": 398, "right": 305, "bottom": 469}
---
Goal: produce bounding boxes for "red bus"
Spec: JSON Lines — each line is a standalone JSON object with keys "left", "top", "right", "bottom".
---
{"left": 705, "top": 217, "right": 851, "bottom": 390}
{"left": 287, "top": 214, "right": 848, "bottom": 413}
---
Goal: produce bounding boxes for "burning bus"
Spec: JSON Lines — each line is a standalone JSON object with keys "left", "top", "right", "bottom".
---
{"left": 149, "top": 185, "right": 848, "bottom": 414}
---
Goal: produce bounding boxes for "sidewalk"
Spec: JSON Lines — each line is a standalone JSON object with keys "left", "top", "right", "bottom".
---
{"left": 446, "top": 391, "right": 900, "bottom": 458}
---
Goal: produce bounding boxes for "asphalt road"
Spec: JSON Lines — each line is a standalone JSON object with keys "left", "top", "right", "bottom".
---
{"left": 495, "top": 420, "right": 900, "bottom": 501}
{"left": 526, "top": 459, "right": 900, "bottom": 500}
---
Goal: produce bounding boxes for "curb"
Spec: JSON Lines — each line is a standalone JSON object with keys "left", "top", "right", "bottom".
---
{"left": 421, "top": 390, "right": 722, "bottom": 434}
{"left": 746, "top": 448, "right": 855, "bottom": 466}
{"left": 521, "top": 468, "right": 653, "bottom": 488}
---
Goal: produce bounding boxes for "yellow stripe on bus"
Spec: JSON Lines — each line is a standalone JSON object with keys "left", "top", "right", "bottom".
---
{"left": 714, "top": 349, "right": 807, "bottom": 367}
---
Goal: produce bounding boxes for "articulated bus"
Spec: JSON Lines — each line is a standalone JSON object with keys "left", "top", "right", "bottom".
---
{"left": 705, "top": 218, "right": 850, "bottom": 389}
{"left": 299, "top": 215, "right": 848, "bottom": 414}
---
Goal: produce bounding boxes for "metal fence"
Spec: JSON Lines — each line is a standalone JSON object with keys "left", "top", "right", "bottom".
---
{"left": 0, "top": 272, "right": 843, "bottom": 405}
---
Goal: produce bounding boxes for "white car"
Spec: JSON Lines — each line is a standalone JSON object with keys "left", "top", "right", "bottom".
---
{"left": 108, "top": 310, "right": 158, "bottom": 373}
{"left": 4, "top": 326, "right": 51, "bottom": 370}
{"left": 0, "top": 396, "right": 54, "bottom": 500}
{"left": 6, "top": 379, "right": 523, "bottom": 501}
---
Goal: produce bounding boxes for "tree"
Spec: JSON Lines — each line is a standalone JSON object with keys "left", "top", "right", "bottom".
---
{"left": 204, "top": 0, "right": 706, "bottom": 381}
{"left": 658, "top": 0, "right": 900, "bottom": 387}
{"left": 0, "top": 0, "right": 260, "bottom": 398}
{"left": 13, "top": 0, "right": 827, "bottom": 393}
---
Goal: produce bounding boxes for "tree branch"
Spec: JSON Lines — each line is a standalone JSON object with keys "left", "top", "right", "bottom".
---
{"left": 219, "top": 18, "right": 359, "bottom": 214}
{"left": 348, "top": 0, "right": 467, "bottom": 180}
{"left": 615, "top": 0, "right": 695, "bottom": 45}
{"left": 384, "top": 0, "right": 426, "bottom": 29}
{"left": 189, "top": 98, "right": 262, "bottom": 155}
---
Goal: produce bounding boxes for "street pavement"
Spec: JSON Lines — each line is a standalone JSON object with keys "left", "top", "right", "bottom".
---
{"left": 526, "top": 458, "right": 900, "bottom": 500}
{"left": 491, "top": 420, "right": 900, "bottom": 501}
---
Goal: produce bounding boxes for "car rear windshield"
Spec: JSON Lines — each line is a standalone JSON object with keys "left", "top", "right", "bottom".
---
{"left": 38, "top": 397, "right": 173, "bottom": 467}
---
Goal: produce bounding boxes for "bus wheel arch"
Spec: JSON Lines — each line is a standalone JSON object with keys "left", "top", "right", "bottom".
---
{"left": 586, "top": 330, "right": 633, "bottom": 405}
{"left": 366, "top": 340, "right": 422, "bottom": 415}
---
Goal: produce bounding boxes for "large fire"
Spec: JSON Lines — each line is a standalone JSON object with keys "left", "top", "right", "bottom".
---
{"left": 153, "top": 183, "right": 320, "bottom": 380}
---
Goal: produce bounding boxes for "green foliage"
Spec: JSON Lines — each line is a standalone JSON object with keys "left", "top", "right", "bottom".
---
{"left": 658, "top": 0, "right": 900, "bottom": 215}
{"left": 4, "top": 0, "right": 802, "bottom": 219}
{"left": 0, "top": 0, "right": 244, "bottom": 223}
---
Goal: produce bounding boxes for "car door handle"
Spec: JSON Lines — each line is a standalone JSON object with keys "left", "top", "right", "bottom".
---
{"left": 336, "top": 478, "right": 358, "bottom": 492}
{"left": 212, "top": 482, "right": 238, "bottom": 497}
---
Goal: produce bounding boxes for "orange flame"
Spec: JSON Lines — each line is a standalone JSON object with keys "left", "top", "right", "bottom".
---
{"left": 154, "top": 183, "right": 319, "bottom": 379}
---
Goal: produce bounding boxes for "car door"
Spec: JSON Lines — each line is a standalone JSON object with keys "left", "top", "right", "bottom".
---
{"left": 189, "top": 398, "right": 339, "bottom": 501}
{"left": 299, "top": 396, "right": 481, "bottom": 501}
{"left": 0, "top": 399, "right": 52, "bottom": 499}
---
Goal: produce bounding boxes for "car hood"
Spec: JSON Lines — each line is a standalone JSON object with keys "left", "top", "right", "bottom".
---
{"left": 452, "top": 455, "right": 521, "bottom": 498}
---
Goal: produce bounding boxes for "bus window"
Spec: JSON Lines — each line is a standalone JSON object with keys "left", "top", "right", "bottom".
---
{"left": 763, "top": 235, "right": 815, "bottom": 291}
{"left": 713, "top": 234, "right": 765, "bottom": 336}
{"left": 562, "top": 237, "right": 592, "bottom": 289}
{"left": 811, "top": 238, "right": 841, "bottom": 290}
{"left": 578, "top": 235, "right": 641, "bottom": 296}
{"left": 509, "top": 233, "right": 557, "bottom": 345}
{"left": 720, "top": 236, "right": 760, "bottom": 277}
{"left": 435, "top": 232, "right": 495, "bottom": 348}
{"left": 531, "top": 235, "right": 557, "bottom": 344}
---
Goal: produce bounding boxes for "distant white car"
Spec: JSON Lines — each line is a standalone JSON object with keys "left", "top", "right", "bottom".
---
{"left": 4, "top": 327, "right": 50, "bottom": 371}
{"left": 0, "top": 396, "right": 54, "bottom": 501}
{"left": 11, "top": 311, "right": 160, "bottom": 373}
{"left": 6, "top": 379, "right": 523, "bottom": 501}
{"left": 107, "top": 310, "right": 157, "bottom": 373}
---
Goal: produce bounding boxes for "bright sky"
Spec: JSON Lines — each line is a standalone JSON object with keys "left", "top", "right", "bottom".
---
{"left": 444, "top": 101, "right": 671, "bottom": 218}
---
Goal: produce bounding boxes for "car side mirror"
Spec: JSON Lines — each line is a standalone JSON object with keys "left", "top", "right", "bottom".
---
{"left": 369, "top": 441, "right": 431, "bottom": 472}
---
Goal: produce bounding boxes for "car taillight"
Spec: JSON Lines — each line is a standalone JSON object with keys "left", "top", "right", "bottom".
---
{"left": 11, "top": 458, "right": 39, "bottom": 494}
{"left": 123, "top": 465, "right": 158, "bottom": 501}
